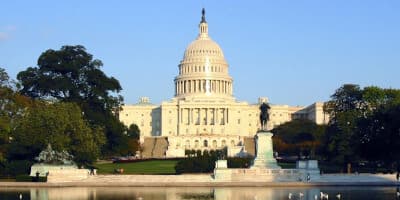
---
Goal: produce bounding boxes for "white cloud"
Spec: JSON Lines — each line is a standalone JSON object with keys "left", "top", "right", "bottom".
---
{"left": 0, "top": 32, "right": 9, "bottom": 41}
{"left": 0, "top": 25, "right": 17, "bottom": 41}
{"left": 4, "top": 25, "right": 17, "bottom": 31}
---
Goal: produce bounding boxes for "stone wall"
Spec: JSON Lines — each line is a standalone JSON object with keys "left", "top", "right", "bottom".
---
{"left": 46, "top": 169, "right": 90, "bottom": 183}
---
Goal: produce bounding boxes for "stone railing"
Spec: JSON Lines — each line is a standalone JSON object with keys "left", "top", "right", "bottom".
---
{"left": 47, "top": 169, "right": 90, "bottom": 183}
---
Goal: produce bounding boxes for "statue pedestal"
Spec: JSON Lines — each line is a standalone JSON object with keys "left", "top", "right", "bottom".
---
{"left": 251, "top": 131, "right": 281, "bottom": 169}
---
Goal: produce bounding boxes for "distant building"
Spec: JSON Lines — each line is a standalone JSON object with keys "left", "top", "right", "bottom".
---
{"left": 119, "top": 9, "right": 329, "bottom": 158}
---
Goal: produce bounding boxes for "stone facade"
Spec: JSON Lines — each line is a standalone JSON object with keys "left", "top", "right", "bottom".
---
{"left": 119, "top": 10, "right": 328, "bottom": 158}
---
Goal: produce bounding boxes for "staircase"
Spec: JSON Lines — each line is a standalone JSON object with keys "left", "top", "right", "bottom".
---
{"left": 142, "top": 137, "right": 168, "bottom": 158}
{"left": 243, "top": 137, "right": 255, "bottom": 156}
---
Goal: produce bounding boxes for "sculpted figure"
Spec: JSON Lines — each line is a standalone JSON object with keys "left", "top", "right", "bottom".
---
{"left": 259, "top": 102, "right": 270, "bottom": 131}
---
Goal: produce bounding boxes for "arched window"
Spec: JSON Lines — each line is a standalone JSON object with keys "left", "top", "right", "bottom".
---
{"left": 185, "top": 140, "right": 190, "bottom": 148}
{"left": 221, "top": 140, "right": 226, "bottom": 147}
{"left": 212, "top": 140, "right": 217, "bottom": 148}
{"left": 194, "top": 140, "right": 199, "bottom": 148}
{"left": 203, "top": 140, "right": 208, "bottom": 147}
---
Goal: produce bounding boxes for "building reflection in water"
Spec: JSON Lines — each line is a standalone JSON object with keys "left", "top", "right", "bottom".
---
{"left": 27, "top": 187, "right": 323, "bottom": 200}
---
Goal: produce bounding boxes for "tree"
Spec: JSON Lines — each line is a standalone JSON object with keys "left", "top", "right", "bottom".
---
{"left": 17, "top": 45, "right": 127, "bottom": 155}
{"left": 126, "top": 124, "right": 141, "bottom": 155}
{"left": 0, "top": 68, "right": 33, "bottom": 170}
{"left": 355, "top": 88, "right": 400, "bottom": 168}
{"left": 323, "top": 84, "right": 400, "bottom": 165}
{"left": 127, "top": 124, "right": 140, "bottom": 140}
{"left": 8, "top": 102, "right": 105, "bottom": 165}
{"left": 272, "top": 119, "right": 326, "bottom": 158}
{"left": 323, "top": 84, "right": 364, "bottom": 164}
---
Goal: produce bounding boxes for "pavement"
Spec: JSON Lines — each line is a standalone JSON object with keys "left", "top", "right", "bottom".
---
{"left": 1, "top": 173, "right": 399, "bottom": 187}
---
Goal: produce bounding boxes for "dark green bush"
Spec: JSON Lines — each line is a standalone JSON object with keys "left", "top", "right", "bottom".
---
{"left": 15, "top": 174, "right": 47, "bottom": 182}
{"left": 227, "top": 157, "right": 253, "bottom": 168}
{"left": 175, "top": 149, "right": 228, "bottom": 174}
{"left": 4, "top": 160, "right": 33, "bottom": 176}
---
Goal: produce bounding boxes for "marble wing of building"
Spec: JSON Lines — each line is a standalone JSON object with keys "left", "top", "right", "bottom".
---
{"left": 119, "top": 9, "right": 329, "bottom": 158}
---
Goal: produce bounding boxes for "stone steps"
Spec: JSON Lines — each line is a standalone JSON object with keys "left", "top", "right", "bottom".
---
{"left": 243, "top": 137, "right": 255, "bottom": 156}
{"left": 142, "top": 137, "right": 168, "bottom": 158}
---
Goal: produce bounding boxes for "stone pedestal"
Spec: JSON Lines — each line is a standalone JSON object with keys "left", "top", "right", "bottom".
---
{"left": 251, "top": 131, "right": 281, "bottom": 169}
{"left": 214, "top": 160, "right": 231, "bottom": 180}
{"left": 30, "top": 163, "right": 78, "bottom": 177}
{"left": 296, "top": 160, "right": 321, "bottom": 181}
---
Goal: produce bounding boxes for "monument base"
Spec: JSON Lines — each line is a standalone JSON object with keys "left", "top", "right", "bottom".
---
{"left": 251, "top": 158, "right": 281, "bottom": 169}
{"left": 251, "top": 131, "right": 281, "bottom": 169}
{"left": 30, "top": 163, "right": 78, "bottom": 177}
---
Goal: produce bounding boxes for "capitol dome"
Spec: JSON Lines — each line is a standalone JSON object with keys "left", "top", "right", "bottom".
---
{"left": 175, "top": 9, "right": 233, "bottom": 99}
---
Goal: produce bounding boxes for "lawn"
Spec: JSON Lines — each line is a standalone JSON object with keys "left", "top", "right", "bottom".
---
{"left": 94, "top": 160, "right": 179, "bottom": 175}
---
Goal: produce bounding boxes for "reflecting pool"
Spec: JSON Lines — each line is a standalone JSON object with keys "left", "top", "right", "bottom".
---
{"left": 0, "top": 186, "right": 399, "bottom": 200}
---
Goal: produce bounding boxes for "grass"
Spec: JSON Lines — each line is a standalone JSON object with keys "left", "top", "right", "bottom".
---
{"left": 94, "top": 160, "right": 179, "bottom": 175}
{"left": 278, "top": 162, "right": 296, "bottom": 169}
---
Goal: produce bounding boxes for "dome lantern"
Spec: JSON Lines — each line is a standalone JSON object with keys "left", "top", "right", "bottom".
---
{"left": 199, "top": 8, "right": 209, "bottom": 39}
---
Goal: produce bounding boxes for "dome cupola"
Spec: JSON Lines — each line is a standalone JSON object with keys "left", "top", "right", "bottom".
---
{"left": 175, "top": 9, "right": 233, "bottom": 99}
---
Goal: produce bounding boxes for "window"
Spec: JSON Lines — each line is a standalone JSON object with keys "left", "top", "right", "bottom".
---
{"left": 212, "top": 140, "right": 217, "bottom": 148}
{"left": 203, "top": 140, "right": 208, "bottom": 147}
{"left": 222, "top": 140, "right": 226, "bottom": 147}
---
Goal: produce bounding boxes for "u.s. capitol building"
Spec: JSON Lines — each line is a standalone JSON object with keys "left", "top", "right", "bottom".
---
{"left": 119, "top": 10, "right": 329, "bottom": 158}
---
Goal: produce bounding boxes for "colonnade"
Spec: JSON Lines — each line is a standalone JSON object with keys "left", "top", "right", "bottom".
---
{"left": 179, "top": 64, "right": 224, "bottom": 74}
{"left": 177, "top": 107, "right": 229, "bottom": 126}
{"left": 175, "top": 79, "right": 232, "bottom": 96}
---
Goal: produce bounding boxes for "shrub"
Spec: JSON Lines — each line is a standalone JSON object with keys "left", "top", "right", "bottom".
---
{"left": 227, "top": 157, "right": 253, "bottom": 168}
{"left": 5, "top": 160, "right": 33, "bottom": 176}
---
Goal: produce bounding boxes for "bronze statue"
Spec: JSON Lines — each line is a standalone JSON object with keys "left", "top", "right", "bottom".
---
{"left": 35, "top": 144, "right": 74, "bottom": 165}
{"left": 259, "top": 102, "right": 270, "bottom": 130}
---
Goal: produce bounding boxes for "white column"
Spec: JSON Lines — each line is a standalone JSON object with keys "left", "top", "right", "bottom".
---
{"left": 224, "top": 81, "right": 227, "bottom": 93}
{"left": 226, "top": 108, "right": 229, "bottom": 124}
{"left": 178, "top": 81, "right": 181, "bottom": 95}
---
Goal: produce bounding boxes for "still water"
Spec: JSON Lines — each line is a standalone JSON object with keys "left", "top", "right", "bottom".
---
{"left": 0, "top": 186, "right": 399, "bottom": 200}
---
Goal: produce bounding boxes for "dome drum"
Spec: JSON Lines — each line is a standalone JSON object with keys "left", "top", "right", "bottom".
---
{"left": 175, "top": 8, "right": 233, "bottom": 99}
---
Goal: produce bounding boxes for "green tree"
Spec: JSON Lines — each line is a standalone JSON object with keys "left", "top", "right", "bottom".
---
{"left": 126, "top": 124, "right": 141, "bottom": 155}
{"left": 271, "top": 119, "right": 326, "bottom": 158}
{"left": 0, "top": 68, "right": 33, "bottom": 170}
{"left": 323, "top": 84, "right": 363, "bottom": 164}
{"left": 127, "top": 124, "right": 140, "bottom": 140}
{"left": 323, "top": 84, "right": 400, "bottom": 165}
{"left": 16, "top": 45, "right": 127, "bottom": 155}
{"left": 355, "top": 88, "right": 400, "bottom": 168}
{"left": 8, "top": 102, "right": 105, "bottom": 165}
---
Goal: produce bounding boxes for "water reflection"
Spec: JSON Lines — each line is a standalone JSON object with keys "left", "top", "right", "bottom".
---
{"left": 0, "top": 186, "right": 398, "bottom": 200}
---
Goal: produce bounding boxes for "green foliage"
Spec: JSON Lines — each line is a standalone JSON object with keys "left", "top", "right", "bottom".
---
{"left": 3, "top": 160, "right": 33, "bottom": 176}
{"left": 16, "top": 45, "right": 128, "bottom": 156}
{"left": 356, "top": 104, "right": 400, "bottom": 166}
{"left": 0, "top": 68, "right": 34, "bottom": 171}
{"left": 8, "top": 102, "right": 105, "bottom": 165}
{"left": 323, "top": 84, "right": 364, "bottom": 164}
{"left": 272, "top": 119, "right": 326, "bottom": 158}
{"left": 175, "top": 149, "right": 227, "bottom": 174}
{"left": 323, "top": 84, "right": 400, "bottom": 165}
{"left": 227, "top": 157, "right": 253, "bottom": 168}
{"left": 127, "top": 124, "right": 140, "bottom": 139}
{"left": 94, "top": 160, "right": 178, "bottom": 174}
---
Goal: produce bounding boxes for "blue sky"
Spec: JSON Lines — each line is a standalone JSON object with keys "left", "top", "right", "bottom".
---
{"left": 1, "top": 1, "right": 399, "bottom": 106}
